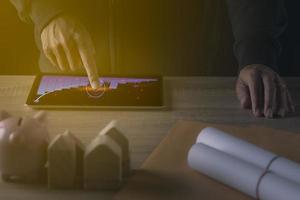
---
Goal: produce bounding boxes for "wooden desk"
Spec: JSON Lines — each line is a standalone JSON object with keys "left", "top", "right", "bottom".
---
{"left": 0, "top": 76, "right": 299, "bottom": 200}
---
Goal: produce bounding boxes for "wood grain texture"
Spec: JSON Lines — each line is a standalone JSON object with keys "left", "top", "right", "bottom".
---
{"left": 0, "top": 75, "right": 299, "bottom": 199}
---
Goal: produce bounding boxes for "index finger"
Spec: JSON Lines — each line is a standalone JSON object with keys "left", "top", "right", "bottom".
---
{"left": 76, "top": 38, "right": 99, "bottom": 89}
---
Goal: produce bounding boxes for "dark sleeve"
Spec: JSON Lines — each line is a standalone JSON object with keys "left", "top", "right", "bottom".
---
{"left": 10, "top": 0, "right": 66, "bottom": 34}
{"left": 226, "top": 0, "right": 288, "bottom": 72}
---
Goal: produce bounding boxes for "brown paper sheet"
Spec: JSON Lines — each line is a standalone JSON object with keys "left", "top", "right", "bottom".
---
{"left": 115, "top": 121, "right": 300, "bottom": 200}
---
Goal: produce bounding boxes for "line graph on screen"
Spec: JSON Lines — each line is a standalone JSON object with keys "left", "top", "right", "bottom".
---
{"left": 34, "top": 76, "right": 158, "bottom": 103}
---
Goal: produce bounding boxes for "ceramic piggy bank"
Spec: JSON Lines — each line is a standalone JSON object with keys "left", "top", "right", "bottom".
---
{"left": 0, "top": 111, "right": 49, "bottom": 183}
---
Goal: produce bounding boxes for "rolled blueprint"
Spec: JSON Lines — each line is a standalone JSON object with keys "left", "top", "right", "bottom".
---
{"left": 196, "top": 127, "right": 276, "bottom": 169}
{"left": 196, "top": 127, "right": 300, "bottom": 184}
{"left": 188, "top": 143, "right": 300, "bottom": 200}
{"left": 259, "top": 173, "right": 300, "bottom": 200}
{"left": 268, "top": 157, "right": 300, "bottom": 185}
{"left": 188, "top": 143, "right": 261, "bottom": 198}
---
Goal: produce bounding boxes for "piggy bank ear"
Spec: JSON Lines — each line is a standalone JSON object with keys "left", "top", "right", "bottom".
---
{"left": 0, "top": 110, "right": 10, "bottom": 121}
{"left": 33, "top": 111, "right": 47, "bottom": 123}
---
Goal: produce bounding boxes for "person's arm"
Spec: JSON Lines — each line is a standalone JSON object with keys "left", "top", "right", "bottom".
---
{"left": 9, "top": 0, "right": 31, "bottom": 23}
{"left": 10, "top": 0, "right": 64, "bottom": 34}
{"left": 226, "top": 0, "right": 295, "bottom": 118}
{"left": 10, "top": 0, "right": 100, "bottom": 89}
{"left": 226, "top": 0, "right": 287, "bottom": 72}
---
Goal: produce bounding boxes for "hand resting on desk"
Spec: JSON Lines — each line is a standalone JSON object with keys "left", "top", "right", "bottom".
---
{"left": 236, "top": 64, "right": 295, "bottom": 118}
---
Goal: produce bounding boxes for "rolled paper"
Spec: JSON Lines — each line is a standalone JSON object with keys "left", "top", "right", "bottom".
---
{"left": 196, "top": 127, "right": 276, "bottom": 169}
{"left": 259, "top": 173, "right": 300, "bottom": 200}
{"left": 268, "top": 157, "right": 300, "bottom": 185}
{"left": 188, "top": 143, "right": 300, "bottom": 200}
{"left": 188, "top": 143, "right": 262, "bottom": 198}
{"left": 196, "top": 127, "right": 300, "bottom": 184}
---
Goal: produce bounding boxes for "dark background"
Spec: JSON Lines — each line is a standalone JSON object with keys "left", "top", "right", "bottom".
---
{"left": 0, "top": 0, "right": 299, "bottom": 76}
{"left": 0, "top": 1, "right": 38, "bottom": 75}
{"left": 278, "top": 1, "right": 300, "bottom": 76}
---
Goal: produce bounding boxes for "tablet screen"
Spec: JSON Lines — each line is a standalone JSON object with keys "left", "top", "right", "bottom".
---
{"left": 26, "top": 75, "right": 163, "bottom": 107}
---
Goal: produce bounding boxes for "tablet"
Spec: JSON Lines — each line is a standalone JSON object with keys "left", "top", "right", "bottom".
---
{"left": 26, "top": 74, "right": 164, "bottom": 109}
